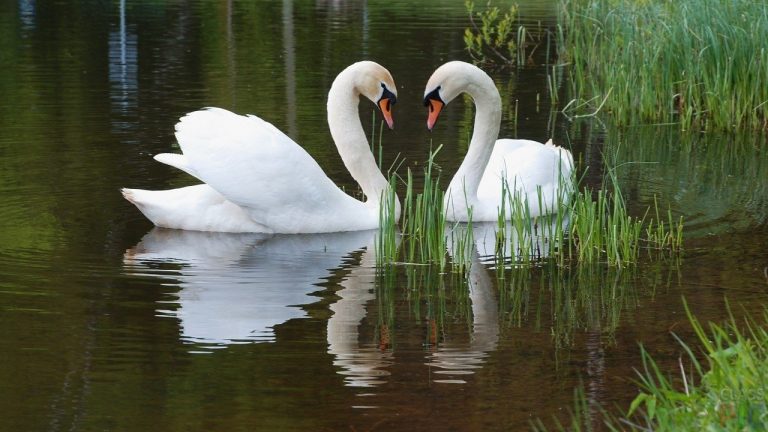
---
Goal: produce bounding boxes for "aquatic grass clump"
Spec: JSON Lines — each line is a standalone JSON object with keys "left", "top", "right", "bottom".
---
{"left": 378, "top": 154, "right": 684, "bottom": 271}
{"left": 559, "top": 0, "right": 768, "bottom": 130}
{"left": 623, "top": 301, "right": 768, "bottom": 431}
{"left": 378, "top": 146, "right": 465, "bottom": 271}
{"left": 568, "top": 188, "right": 640, "bottom": 266}
{"left": 535, "top": 301, "right": 768, "bottom": 431}
{"left": 400, "top": 147, "right": 449, "bottom": 269}
{"left": 375, "top": 175, "right": 400, "bottom": 263}
{"left": 492, "top": 167, "right": 683, "bottom": 268}
{"left": 563, "top": 160, "right": 684, "bottom": 267}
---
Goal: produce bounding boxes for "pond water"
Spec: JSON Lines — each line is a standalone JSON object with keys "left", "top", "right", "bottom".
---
{"left": 1, "top": 0, "right": 767, "bottom": 430}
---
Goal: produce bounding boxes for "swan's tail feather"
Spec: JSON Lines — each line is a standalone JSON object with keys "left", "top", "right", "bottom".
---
{"left": 121, "top": 185, "right": 272, "bottom": 233}
{"left": 122, "top": 188, "right": 166, "bottom": 226}
{"left": 121, "top": 188, "right": 138, "bottom": 205}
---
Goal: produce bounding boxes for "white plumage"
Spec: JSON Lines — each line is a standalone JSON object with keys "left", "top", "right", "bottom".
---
{"left": 123, "top": 61, "right": 399, "bottom": 233}
{"left": 424, "top": 61, "right": 574, "bottom": 222}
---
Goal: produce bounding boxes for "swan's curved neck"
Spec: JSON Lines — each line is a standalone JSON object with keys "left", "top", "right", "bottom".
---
{"left": 327, "top": 72, "right": 393, "bottom": 209}
{"left": 446, "top": 74, "right": 502, "bottom": 206}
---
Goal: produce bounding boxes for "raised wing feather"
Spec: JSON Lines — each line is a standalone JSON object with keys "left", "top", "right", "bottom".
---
{"left": 154, "top": 153, "right": 199, "bottom": 178}
{"left": 170, "top": 108, "right": 358, "bottom": 231}
{"left": 479, "top": 139, "right": 574, "bottom": 208}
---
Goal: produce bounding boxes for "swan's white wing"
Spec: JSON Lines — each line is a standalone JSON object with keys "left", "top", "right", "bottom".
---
{"left": 168, "top": 108, "right": 363, "bottom": 232}
{"left": 479, "top": 139, "right": 574, "bottom": 215}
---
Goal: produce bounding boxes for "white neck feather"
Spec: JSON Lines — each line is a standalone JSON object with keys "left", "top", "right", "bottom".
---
{"left": 327, "top": 69, "right": 395, "bottom": 212}
{"left": 446, "top": 69, "right": 502, "bottom": 207}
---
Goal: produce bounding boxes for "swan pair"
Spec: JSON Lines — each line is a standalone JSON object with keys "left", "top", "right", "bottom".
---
{"left": 123, "top": 61, "right": 573, "bottom": 234}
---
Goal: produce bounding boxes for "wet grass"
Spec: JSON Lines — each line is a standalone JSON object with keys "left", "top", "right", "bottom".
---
{"left": 566, "top": 173, "right": 683, "bottom": 267}
{"left": 557, "top": 0, "right": 768, "bottom": 130}
{"left": 534, "top": 301, "right": 768, "bottom": 431}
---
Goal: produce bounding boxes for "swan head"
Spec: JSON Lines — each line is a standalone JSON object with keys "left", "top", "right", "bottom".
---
{"left": 346, "top": 61, "right": 398, "bottom": 129}
{"left": 423, "top": 61, "right": 492, "bottom": 130}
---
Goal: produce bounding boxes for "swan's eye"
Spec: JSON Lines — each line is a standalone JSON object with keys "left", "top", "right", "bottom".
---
{"left": 378, "top": 85, "right": 397, "bottom": 108}
{"left": 423, "top": 86, "right": 443, "bottom": 107}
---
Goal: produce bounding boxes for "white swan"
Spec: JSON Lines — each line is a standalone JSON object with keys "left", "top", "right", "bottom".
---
{"left": 423, "top": 61, "right": 574, "bottom": 222}
{"left": 122, "top": 61, "right": 400, "bottom": 233}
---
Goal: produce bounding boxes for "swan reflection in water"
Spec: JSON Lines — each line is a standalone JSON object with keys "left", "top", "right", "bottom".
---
{"left": 123, "top": 228, "right": 377, "bottom": 346}
{"left": 326, "top": 244, "right": 394, "bottom": 388}
{"left": 428, "top": 216, "right": 564, "bottom": 383}
{"left": 424, "top": 246, "right": 500, "bottom": 384}
{"left": 123, "top": 216, "right": 563, "bottom": 387}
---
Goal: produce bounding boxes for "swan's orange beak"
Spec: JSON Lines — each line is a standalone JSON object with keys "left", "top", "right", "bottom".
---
{"left": 377, "top": 85, "right": 397, "bottom": 130}
{"left": 378, "top": 97, "right": 395, "bottom": 130}
{"left": 426, "top": 99, "right": 444, "bottom": 131}
{"left": 423, "top": 87, "right": 444, "bottom": 131}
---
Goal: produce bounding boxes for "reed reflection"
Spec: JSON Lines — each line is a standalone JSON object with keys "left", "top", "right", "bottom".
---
{"left": 605, "top": 126, "right": 768, "bottom": 236}
{"left": 420, "top": 221, "right": 542, "bottom": 384}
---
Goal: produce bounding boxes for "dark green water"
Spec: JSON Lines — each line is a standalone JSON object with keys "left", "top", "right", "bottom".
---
{"left": 1, "top": 1, "right": 767, "bottom": 430}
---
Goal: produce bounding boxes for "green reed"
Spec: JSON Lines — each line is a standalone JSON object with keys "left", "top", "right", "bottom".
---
{"left": 378, "top": 146, "right": 457, "bottom": 270}
{"left": 375, "top": 175, "right": 400, "bottom": 264}
{"left": 492, "top": 161, "right": 683, "bottom": 268}
{"left": 558, "top": 0, "right": 768, "bottom": 130}
{"left": 401, "top": 146, "right": 449, "bottom": 269}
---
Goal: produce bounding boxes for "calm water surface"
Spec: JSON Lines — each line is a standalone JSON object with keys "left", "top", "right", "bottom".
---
{"left": 1, "top": 1, "right": 767, "bottom": 430}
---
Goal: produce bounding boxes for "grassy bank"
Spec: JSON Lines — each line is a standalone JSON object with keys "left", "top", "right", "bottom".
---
{"left": 558, "top": 0, "right": 768, "bottom": 130}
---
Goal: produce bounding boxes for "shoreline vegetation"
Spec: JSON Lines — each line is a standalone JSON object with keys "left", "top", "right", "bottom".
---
{"left": 465, "top": 0, "right": 768, "bottom": 130}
